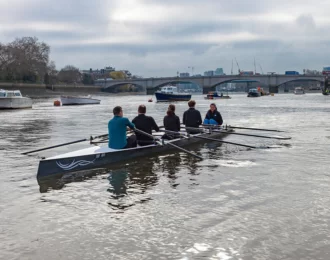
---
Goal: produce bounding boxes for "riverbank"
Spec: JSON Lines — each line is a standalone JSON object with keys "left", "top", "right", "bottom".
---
{"left": 0, "top": 82, "right": 145, "bottom": 97}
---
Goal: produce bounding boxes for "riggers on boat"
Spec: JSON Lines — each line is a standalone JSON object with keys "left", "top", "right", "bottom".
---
{"left": 36, "top": 128, "right": 232, "bottom": 179}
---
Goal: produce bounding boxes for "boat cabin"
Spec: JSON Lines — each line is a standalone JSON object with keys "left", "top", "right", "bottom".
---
{"left": 248, "top": 88, "right": 258, "bottom": 93}
{"left": 0, "top": 89, "right": 23, "bottom": 98}
{"left": 159, "top": 86, "right": 178, "bottom": 94}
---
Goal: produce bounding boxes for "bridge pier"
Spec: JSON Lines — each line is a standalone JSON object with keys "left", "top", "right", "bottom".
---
{"left": 269, "top": 85, "right": 279, "bottom": 93}
{"left": 147, "top": 88, "right": 156, "bottom": 95}
{"left": 203, "top": 86, "right": 212, "bottom": 94}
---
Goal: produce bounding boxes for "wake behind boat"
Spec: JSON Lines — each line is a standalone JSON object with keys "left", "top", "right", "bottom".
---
{"left": 0, "top": 89, "right": 32, "bottom": 109}
{"left": 155, "top": 86, "right": 191, "bottom": 102}
{"left": 36, "top": 128, "right": 232, "bottom": 179}
{"left": 60, "top": 95, "right": 101, "bottom": 105}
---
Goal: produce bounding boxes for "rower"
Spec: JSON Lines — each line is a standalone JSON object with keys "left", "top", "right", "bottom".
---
{"left": 183, "top": 99, "right": 202, "bottom": 134}
{"left": 108, "top": 106, "right": 136, "bottom": 149}
{"left": 162, "top": 104, "right": 180, "bottom": 139}
{"left": 132, "top": 105, "right": 160, "bottom": 146}
{"left": 203, "top": 103, "right": 223, "bottom": 126}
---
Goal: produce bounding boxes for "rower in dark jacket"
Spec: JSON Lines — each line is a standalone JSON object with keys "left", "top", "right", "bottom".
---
{"left": 132, "top": 105, "right": 160, "bottom": 146}
{"left": 204, "top": 103, "right": 223, "bottom": 125}
{"left": 163, "top": 104, "right": 180, "bottom": 139}
{"left": 183, "top": 100, "right": 202, "bottom": 133}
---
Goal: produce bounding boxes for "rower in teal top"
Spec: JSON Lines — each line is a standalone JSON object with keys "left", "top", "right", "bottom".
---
{"left": 108, "top": 106, "right": 136, "bottom": 149}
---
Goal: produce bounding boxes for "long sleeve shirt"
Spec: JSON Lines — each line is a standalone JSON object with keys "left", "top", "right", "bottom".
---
{"left": 108, "top": 116, "right": 135, "bottom": 149}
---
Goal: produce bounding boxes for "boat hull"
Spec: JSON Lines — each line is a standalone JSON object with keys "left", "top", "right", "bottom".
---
{"left": 60, "top": 96, "right": 101, "bottom": 105}
{"left": 155, "top": 92, "right": 191, "bottom": 102}
{"left": 204, "top": 96, "right": 231, "bottom": 100}
{"left": 0, "top": 97, "right": 32, "bottom": 109}
{"left": 247, "top": 93, "right": 260, "bottom": 97}
{"left": 37, "top": 130, "right": 231, "bottom": 179}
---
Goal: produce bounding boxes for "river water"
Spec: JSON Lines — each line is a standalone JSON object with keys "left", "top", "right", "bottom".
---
{"left": 0, "top": 93, "right": 330, "bottom": 260}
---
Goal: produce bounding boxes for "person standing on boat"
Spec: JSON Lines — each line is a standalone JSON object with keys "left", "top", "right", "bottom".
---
{"left": 132, "top": 105, "right": 160, "bottom": 146}
{"left": 183, "top": 100, "right": 202, "bottom": 133}
{"left": 163, "top": 104, "right": 180, "bottom": 139}
{"left": 203, "top": 103, "right": 223, "bottom": 125}
{"left": 108, "top": 106, "right": 136, "bottom": 149}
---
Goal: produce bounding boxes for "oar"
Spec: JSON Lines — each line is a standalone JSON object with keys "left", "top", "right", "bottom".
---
{"left": 162, "top": 129, "right": 266, "bottom": 149}
{"left": 212, "top": 130, "right": 291, "bottom": 140}
{"left": 22, "top": 133, "right": 108, "bottom": 155}
{"left": 193, "top": 135, "right": 264, "bottom": 149}
{"left": 227, "top": 125, "right": 285, "bottom": 132}
{"left": 21, "top": 138, "right": 89, "bottom": 155}
{"left": 134, "top": 128, "right": 203, "bottom": 160}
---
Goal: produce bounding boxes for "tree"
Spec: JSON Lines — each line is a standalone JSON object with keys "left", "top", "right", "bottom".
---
{"left": 58, "top": 65, "right": 81, "bottom": 84}
{"left": 82, "top": 73, "right": 94, "bottom": 85}
{"left": 47, "top": 60, "right": 58, "bottom": 84}
{"left": 44, "top": 73, "right": 50, "bottom": 84}
{"left": 0, "top": 37, "right": 50, "bottom": 82}
{"left": 110, "top": 71, "right": 126, "bottom": 79}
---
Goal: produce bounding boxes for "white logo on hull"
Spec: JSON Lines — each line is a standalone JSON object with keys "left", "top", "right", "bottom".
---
{"left": 56, "top": 159, "right": 96, "bottom": 171}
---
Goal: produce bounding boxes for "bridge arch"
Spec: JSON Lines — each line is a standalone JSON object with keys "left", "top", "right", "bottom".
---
{"left": 154, "top": 80, "right": 202, "bottom": 89}
{"left": 276, "top": 78, "right": 323, "bottom": 92}
{"left": 102, "top": 82, "right": 146, "bottom": 93}
{"left": 209, "top": 78, "right": 264, "bottom": 93}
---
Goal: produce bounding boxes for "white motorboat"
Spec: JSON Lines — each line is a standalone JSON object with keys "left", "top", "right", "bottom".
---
{"left": 0, "top": 89, "right": 33, "bottom": 109}
{"left": 60, "top": 95, "right": 101, "bottom": 106}
{"left": 294, "top": 87, "right": 305, "bottom": 95}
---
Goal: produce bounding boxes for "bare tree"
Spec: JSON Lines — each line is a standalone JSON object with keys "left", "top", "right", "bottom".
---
{"left": 0, "top": 37, "right": 50, "bottom": 82}
{"left": 58, "top": 65, "right": 82, "bottom": 84}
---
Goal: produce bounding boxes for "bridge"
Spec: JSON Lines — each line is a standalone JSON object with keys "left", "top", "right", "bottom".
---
{"left": 102, "top": 75, "right": 325, "bottom": 94}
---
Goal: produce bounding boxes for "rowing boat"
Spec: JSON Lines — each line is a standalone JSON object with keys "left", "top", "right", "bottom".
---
{"left": 36, "top": 128, "right": 232, "bottom": 179}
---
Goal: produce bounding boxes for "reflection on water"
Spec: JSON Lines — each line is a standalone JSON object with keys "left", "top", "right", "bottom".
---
{"left": 107, "top": 169, "right": 128, "bottom": 197}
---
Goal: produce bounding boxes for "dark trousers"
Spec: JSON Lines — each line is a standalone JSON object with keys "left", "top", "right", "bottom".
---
{"left": 124, "top": 135, "right": 137, "bottom": 148}
{"left": 137, "top": 140, "right": 155, "bottom": 146}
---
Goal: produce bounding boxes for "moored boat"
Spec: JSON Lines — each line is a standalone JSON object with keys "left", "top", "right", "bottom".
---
{"left": 204, "top": 91, "right": 231, "bottom": 100}
{"left": 60, "top": 95, "right": 101, "bottom": 105}
{"left": 36, "top": 128, "right": 232, "bottom": 179}
{"left": 0, "top": 89, "right": 32, "bottom": 109}
{"left": 322, "top": 77, "right": 330, "bottom": 95}
{"left": 155, "top": 86, "right": 191, "bottom": 102}
{"left": 293, "top": 87, "right": 305, "bottom": 95}
{"left": 247, "top": 88, "right": 261, "bottom": 97}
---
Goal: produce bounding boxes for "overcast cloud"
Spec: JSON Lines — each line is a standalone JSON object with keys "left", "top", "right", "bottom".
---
{"left": 1, "top": 0, "right": 330, "bottom": 76}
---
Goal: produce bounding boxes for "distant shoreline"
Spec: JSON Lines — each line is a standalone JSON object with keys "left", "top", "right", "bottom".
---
{"left": 0, "top": 82, "right": 146, "bottom": 97}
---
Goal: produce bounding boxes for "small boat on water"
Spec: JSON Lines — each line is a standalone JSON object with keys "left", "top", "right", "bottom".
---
{"left": 0, "top": 89, "right": 32, "bottom": 109}
{"left": 322, "top": 90, "right": 330, "bottom": 95}
{"left": 247, "top": 88, "right": 261, "bottom": 97}
{"left": 60, "top": 95, "right": 101, "bottom": 106}
{"left": 294, "top": 87, "right": 305, "bottom": 95}
{"left": 204, "top": 91, "right": 231, "bottom": 100}
{"left": 36, "top": 128, "right": 232, "bottom": 179}
{"left": 155, "top": 86, "right": 191, "bottom": 102}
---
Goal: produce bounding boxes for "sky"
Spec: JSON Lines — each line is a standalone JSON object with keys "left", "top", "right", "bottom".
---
{"left": 1, "top": 0, "right": 330, "bottom": 77}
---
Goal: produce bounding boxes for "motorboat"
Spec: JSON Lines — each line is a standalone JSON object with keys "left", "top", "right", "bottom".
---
{"left": 155, "top": 85, "right": 191, "bottom": 102}
{"left": 204, "top": 91, "right": 231, "bottom": 99}
{"left": 60, "top": 95, "right": 101, "bottom": 105}
{"left": 294, "top": 87, "right": 305, "bottom": 95}
{"left": 0, "top": 89, "right": 32, "bottom": 109}
{"left": 247, "top": 88, "right": 261, "bottom": 97}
